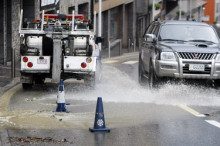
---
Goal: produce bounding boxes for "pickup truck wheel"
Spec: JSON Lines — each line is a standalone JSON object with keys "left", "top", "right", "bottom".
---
{"left": 213, "top": 80, "right": 220, "bottom": 88}
{"left": 138, "top": 54, "right": 147, "bottom": 85}
{"left": 22, "top": 83, "right": 33, "bottom": 90}
{"left": 148, "top": 62, "right": 160, "bottom": 89}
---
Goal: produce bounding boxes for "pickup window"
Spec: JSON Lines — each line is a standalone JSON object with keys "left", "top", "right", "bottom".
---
{"left": 159, "top": 25, "right": 219, "bottom": 43}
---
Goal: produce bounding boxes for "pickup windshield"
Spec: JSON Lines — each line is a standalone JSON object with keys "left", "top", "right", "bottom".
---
{"left": 159, "top": 24, "right": 219, "bottom": 44}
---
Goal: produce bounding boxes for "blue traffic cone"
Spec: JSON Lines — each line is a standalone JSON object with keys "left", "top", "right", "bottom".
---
{"left": 89, "top": 97, "right": 110, "bottom": 132}
{"left": 56, "top": 79, "right": 67, "bottom": 112}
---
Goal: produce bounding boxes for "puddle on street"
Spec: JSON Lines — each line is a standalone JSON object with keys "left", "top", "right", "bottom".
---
{"left": 0, "top": 110, "right": 94, "bottom": 130}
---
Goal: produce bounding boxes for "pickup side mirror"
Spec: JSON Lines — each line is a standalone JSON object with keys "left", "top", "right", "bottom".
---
{"left": 145, "top": 34, "right": 157, "bottom": 43}
{"left": 95, "top": 37, "right": 104, "bottom": 44}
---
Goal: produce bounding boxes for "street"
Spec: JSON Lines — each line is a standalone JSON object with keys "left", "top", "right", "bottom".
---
{"left": 0, "top": 52, "right": 220, "bottom": 145}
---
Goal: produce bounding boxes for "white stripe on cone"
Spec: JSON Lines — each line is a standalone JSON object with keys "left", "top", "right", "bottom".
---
{"left": 57, "top": 89, "right": 65, "bottom": 103}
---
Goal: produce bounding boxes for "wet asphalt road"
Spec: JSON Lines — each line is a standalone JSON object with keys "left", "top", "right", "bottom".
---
{"left": 1, "top": 52, "right": 220, "bottom": 145}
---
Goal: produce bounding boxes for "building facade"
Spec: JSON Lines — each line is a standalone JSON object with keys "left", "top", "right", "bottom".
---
{"left": 0, "top": 0, "right": 40, "bottom": 65}
{"left": 204, "top": 0, "right": 220, "bottom": 24}
{"left": 41, "top": 0, "right": 138, "bottom": 56}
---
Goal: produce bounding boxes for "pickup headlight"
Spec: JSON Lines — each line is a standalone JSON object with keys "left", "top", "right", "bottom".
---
{"left": 161, "top": 52, "right": 176, "bottom": 61}
{"left": 216, "top": 54, "right": 220, "bottom": 62}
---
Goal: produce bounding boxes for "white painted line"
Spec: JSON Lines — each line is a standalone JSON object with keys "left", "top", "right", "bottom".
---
{"left": 122, "top": 61, "right": 138, "bottom": 64}
{"left": 102, "top": 60, "right": 119, "bottom": 64}
{"left": 205, "top": 120, "right": 220, "bottom": 129}
{"left": 178, "top": 105, "right": 206, "bottom": 117}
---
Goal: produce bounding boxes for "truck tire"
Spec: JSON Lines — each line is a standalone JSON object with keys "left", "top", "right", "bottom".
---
{"left": 138, "top": 53, "right": 147, "bottom": 86}
{"left": 148, "top": 61, "right": 160, "bottom": 89}
{"left": 35, "top": 78, "right": 45, "bottom": 84}
{"left": 22, "top": 83, "right": 33, "bottom": 90}
{"left": 213, "top": 79, "right": 220, "bottom": 88}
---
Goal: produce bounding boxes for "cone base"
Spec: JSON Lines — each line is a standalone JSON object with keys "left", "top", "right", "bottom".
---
{"left": 89, "top": 128, "right": 110, "bottom": 133}
{"left": 56, "top": 103, "right": 67, "bottom": 112}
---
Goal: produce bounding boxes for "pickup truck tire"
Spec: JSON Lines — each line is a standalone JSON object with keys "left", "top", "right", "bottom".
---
{"left": 138, "top": 54, "right": 147, "bottom": 85}
{"left": 148, "top": 61, "right": 160, "bottom": 89}
{"left": 22, "top": 83, "right": 33, "bottom": 90}
{"left": 213, "top": 79, "right": 220, "bottom": 88}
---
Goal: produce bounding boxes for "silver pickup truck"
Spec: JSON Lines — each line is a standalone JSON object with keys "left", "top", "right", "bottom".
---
{"left": 139, "top": 21, "right": 220, "bottom": 88}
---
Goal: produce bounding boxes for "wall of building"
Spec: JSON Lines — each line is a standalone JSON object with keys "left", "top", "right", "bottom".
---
{"left": 0, "top": 0, "right": 4, "bottom": 64}
{"left": 11, "top": 0, "right": 21, "bottom": 63}
{"left": 204, "top": 0, "right": 215, "bottom": 24}
{"left": 7, "top": 0, "right": 12, "bottom": 63}
{"left": 10, "top": 0, "right": 40, "bottom": 63}
{"left": 0, "top": 0, "right": 12, "bottom": 65}
{"left": 94, "top": 0, "right": 135, "bottom": 50}
{"left": 59, "top": 0, "right": 91, "bottom": 19}
{"left": 136, "top": 0, "right": 150, "bottom": 44}
{"left": 94, "top": 0, "right": 133, "bottom": 12}
{"left": 215, "top": 0, "right": 220, "bottom": 22}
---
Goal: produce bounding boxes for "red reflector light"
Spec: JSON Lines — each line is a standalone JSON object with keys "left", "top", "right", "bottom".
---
{"left": 67, "top": 15, "right": 84, "bottom": 20}
{"left": 83, "top": 20, "right": 89, "bottom": 23}
{"left": 81, "top": 62, "right": 87, "bottom": 68}
{"left": 33, "top": 19, "right": 40, "bottom": 22}
{"left": 23, "top": 57, "right": 28, "bottom": 63}
{"left": 27, "top": 62, "right": 33, "bottom": 68}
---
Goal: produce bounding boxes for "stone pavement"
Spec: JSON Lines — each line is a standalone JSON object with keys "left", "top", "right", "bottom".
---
{"left": 0, "top": 64, "right": 20, "bottom": 88}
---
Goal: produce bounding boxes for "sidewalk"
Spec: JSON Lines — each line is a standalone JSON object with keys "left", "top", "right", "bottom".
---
{"left": 0, "top": 64, "right": 20, "bottom": 94}
{"left": 0, "top": 65, "right": 14, "bottom": 87}
{"left": 101, "top": 47, "right": 132, "bottom": 58}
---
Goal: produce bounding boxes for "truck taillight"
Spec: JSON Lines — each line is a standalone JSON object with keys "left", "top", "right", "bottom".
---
{"left": 81, "top": 62, "right": 87, "bottom": 68}
{"left": 83, "top": 20, "right": 89, "bottom": 23}
{"left": 23, "top": 57, "right": 28, "bottom": 63}
{"left": 86, "top": 58, "right": 92, "bottom": 63}
{"left": 33, "top": 19, "right": 40, "bottom": 22}
{"left": 27, "top": 62, "right": 33, "bottom": 68}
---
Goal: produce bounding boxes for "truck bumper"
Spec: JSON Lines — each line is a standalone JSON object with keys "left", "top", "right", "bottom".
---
{"left": 155, "top": 59, "right": 220, "bottom": 79}
{"left": 63, "top": 56, "right": 97, "bottom": 73}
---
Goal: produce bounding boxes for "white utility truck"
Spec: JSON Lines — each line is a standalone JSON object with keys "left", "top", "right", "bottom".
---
{"left": 19, "top": 10, "right": 103, "bottom": 89}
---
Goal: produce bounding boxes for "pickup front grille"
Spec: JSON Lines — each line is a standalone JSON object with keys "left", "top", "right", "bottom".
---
{"left": 177, "top": 52, "right": 215, "bottom": 60}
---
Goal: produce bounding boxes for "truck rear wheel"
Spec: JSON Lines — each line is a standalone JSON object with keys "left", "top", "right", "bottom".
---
{"left": 22, "top": 83, "right": 33, "bottom": 90}
{"left": 213, "top": 80, "right": 220, "bottom": 88}
{"left": 35, "top": 78, "right": 45, "bottom": 84}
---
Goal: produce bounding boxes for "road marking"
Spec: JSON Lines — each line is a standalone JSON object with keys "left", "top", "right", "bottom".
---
{"left": 122, "top": 61, "right": 138, "bottom": 64}
{"left": 205, "top": 120, "right": 220, "bottom": 128}
{"left": 178, "top": 105, "right": 206, "bottom": 117}
{"left": 102, "top": 60, "right": 119, "bottom": 64}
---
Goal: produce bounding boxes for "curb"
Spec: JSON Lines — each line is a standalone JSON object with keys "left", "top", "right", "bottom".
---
{"left": 0, "top": 77, "right": 20, "bottom": 96}
{"left": 102, "top": 52, "right": 139, "bottom": 61}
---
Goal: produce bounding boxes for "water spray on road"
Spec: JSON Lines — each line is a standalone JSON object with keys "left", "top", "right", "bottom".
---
{"left": 62, "top": 66, "right": 220, "bottom": 106}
